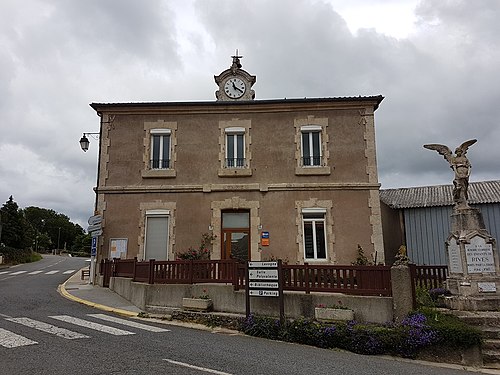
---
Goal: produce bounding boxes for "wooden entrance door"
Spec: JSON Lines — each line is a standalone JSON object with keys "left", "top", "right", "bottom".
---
{"left": 221, "top": 210, "right": 250, "bottom": 262}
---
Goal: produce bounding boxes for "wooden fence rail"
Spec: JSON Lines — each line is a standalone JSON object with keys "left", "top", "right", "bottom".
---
{"left": 410, "top": 264, "right": 448, "bottom": 290}
{"left": 99, "top": 259, "right": 449, "bottom": 297}
{"left": 102, "top": 259, "right": 395, "bottom": 296}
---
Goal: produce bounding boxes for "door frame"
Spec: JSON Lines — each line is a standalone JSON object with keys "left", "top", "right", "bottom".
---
{"left": 221, "top": 210, "right": 251, "bottom": 261}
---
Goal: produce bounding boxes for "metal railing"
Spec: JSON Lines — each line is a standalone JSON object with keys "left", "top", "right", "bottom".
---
{"left": 150, "top": 159, "right": 170, "bottom": 169}
{"left": 225, "top": 158, "right": 245, "bottom": 168}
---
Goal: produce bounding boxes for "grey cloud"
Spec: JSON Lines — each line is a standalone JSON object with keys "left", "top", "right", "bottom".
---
{"left": 1, "top": 0, "right": 499, "bottom": 226}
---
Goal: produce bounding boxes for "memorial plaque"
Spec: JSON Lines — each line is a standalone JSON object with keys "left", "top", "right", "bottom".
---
{"left": 465, "top": 236, "right": 495, "bottom": 274}
{"left": 478, "top": 282, "right": 497, "bottom": 293}
{"left": 447, "top": 240, "right": 463, "bottom": 274}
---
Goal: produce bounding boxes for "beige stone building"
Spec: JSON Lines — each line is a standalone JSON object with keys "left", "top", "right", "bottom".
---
{"left": 90, "top": 55, "right": 385, "bottom": 265}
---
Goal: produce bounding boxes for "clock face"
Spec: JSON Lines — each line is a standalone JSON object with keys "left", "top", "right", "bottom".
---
{"left": 224, "top": 77, "right": 246, "bottom": 99}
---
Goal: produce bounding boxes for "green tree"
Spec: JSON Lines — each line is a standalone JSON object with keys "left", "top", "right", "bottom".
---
{"left": 23, "top": 206, "right": 84, "bottom": 252}
{"left": 70, "top": 232, "right": 92, "bottom": 255}
{"left": 0, "top": 196, "right": 27, "bottom": 248}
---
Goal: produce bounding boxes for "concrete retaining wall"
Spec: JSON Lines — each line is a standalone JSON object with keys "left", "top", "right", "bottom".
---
{"left": 110, "top": 277, "right": 394, "bottom": 323}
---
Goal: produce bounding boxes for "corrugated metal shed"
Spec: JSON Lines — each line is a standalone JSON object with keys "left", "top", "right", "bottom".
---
{"left": 380, "top": 180, "right": 500, "bottom": 265}
{"left": 380, "top": 180, "right": 500, "bottom": 209}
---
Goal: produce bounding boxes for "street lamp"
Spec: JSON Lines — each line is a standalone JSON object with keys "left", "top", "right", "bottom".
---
{"left": 79, "top": 132, "right": 99, "bottom": 152}
{"left": 79, "top": 130, "right": 101, "bottom": 285}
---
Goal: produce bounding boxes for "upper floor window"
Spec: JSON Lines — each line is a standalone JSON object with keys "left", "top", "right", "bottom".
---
{"left": 294, "top": 119, "right": 330, "bottom": 176}
{"left": 225, "top": 127, "right": 245, "bottom": 168}
{"left": 301, "top": 127, "right": 322, "bottom": 166}
{"left": 150, "top": 129, "right": 171, "bottom": 169}
{"left": 218, "top": 120, "right": 252, "bottom": 177}
{"left": 142, "top": 121, "right": 177, "bottom": 179}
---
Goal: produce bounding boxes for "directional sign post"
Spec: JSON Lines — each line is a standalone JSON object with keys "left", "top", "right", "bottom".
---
{"left": 246, "top": 260, "right": 285, "bottom": 324}
{"left": 87, "top": 215, "right": 102, "bottom": 285}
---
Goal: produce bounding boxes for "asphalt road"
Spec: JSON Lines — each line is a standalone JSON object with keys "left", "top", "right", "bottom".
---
{"left": 0, "top": 255, "right": 483, "bottom": 375}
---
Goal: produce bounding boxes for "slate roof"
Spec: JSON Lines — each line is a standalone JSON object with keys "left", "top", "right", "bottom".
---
{"left": 380, "top": 180, "right": 500, "bottom": 209}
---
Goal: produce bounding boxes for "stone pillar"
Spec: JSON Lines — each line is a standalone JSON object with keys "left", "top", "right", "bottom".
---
{"left": 391, "top": 265, "right": 413, "bottom": 322}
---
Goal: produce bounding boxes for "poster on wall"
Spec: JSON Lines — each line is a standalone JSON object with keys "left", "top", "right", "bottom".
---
{"left": 110, "top": 238, "right": 128, "bottom": 259}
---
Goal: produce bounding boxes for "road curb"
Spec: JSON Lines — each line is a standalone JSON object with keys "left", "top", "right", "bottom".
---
{"left": 58, "top": 279, "right": 138, "bottom": 318}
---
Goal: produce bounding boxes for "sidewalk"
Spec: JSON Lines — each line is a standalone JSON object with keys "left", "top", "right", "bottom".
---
{"left": 59, "top": 268, "right": 142, "bottom": 317}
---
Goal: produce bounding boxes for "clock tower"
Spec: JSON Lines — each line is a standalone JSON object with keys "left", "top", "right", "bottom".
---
{"left": 215, "top": 52, "right": 256, "bottom": 101}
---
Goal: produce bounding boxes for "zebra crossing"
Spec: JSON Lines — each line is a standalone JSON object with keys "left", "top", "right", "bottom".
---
{"left": 0, "top": 313, "right": 170, "bottom": 348}
{"left": 0, "top": 269, "right": 76, "bottom": 278}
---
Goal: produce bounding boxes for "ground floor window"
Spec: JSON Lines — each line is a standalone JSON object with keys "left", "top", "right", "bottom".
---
{"left": 302, "top": 209, "right": 327, "bottom": 260}
{"left": 144, "top": 211, "right": 169, "bottom": 260}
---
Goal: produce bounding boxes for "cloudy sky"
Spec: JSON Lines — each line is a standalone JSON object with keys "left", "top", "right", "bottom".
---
{"left": 1, "top": 0, "right": 499, "bottom": 228}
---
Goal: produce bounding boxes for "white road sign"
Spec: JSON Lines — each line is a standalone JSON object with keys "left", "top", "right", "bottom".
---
{"left": 249, "top": 290, "right": 279, "bottom": 297}
{"left": 91, "top": 230, "right": 103, "bottom": 237}
{"left": 249, "top": 281, "right": 279, "bottom": 289}
{"left": 88, "top": 215, "right": 102, "bottom": 226}
{"left": 87, "top": 223, "right": 102, "bottom": 232}
{"left": 248, "top": 261, "right": 278, "bottom": 268}
{"left": 248, "top": 269, "right": 278, "bottom": 280}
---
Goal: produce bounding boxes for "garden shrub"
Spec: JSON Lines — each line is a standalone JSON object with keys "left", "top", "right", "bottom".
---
{"left": 418, "top": 307, "right": 483, "bottom": 348}
{"left": 0, "top": 246, "right": 41, "bottom": 264}
{"left": 238, "top": 308, "right": 478, "bottom": 359}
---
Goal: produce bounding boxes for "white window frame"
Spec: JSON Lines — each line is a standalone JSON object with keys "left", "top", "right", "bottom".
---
{"left": 150, "top": 129, "right": 171, "bottom": 170}
{"left": 300, "top": 125, "right": 322, "bottom": 167}
{"left": 225, "top": 127, "right": 246, "bottom": 168}
{"left": 302, "top": 208, "right": 327, "bottom": 260}
{"left": 144, "top": 210, "right": 170, "bottom": 261}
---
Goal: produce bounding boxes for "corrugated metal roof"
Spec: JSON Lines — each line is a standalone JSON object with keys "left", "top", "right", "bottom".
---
{"left": 380, "top": 180, "right": 500, "bottom": 209}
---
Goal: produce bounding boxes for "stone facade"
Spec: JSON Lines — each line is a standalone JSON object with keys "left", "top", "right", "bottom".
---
{"left": 90, "top": 97, "right": 385, "bottom": 265}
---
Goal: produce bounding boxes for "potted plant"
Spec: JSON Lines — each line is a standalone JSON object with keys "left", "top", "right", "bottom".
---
{"left": 182, "top": 289, "right": 213, "bottom": 312}
{"left": 314, "top": 301, "right": 354, "bottom": 322}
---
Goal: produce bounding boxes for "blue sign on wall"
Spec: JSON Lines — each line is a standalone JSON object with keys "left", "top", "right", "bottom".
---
{"left": 91, "top": 236, "right": 97, "bottom": 256}
{"left": 261, "top": 231, "right": 269, "bottom": 239}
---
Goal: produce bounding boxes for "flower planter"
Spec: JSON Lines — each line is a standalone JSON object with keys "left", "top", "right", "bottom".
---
{"left": 182, "top": 297, "right": 213, "bottom": 312}
{"left": 315, "top": 307, "right": 354, "bottom": 322}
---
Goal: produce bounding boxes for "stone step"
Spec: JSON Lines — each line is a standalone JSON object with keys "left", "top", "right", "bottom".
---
{"left": 444, "top": 296, "right": 500, "bottom": 311}
{"left": 482, "top": 350, "right": 500, "bottom": 369}
{"left": 483, "top": 339, "right": 500, "bottom": 351}
{"left": 448, "top": 310, "right": 500, "bottom": 327}
{"left": 479, "top": 327, "right": 500, "bottom": 340}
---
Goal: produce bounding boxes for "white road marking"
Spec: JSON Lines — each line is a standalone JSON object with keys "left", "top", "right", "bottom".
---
{"left": 0, "top": 328, "right": 37, "bottom": 348}
{"left": 9, "top": 271, "right": 27, "bottom": 275}
{"left": 28, "top": 271, "right": 43, "bottom": 275}
{"left": 0, "top": 271, "right": 9, "bottom": 275}
{"left": 45, "top": 270, "right": 59, "bottom": 275}
{"left": 6, "top": 317, "right": 90, "bottom": 340}
{"left": 88, "top": 314, "right": 171, "bottom": 332}
{"left": 163, "top": 359, "right": 233, "bottom": 375}
{"left": 49, "top": 315, "right": 135, "bottom": 336}
{"left": 63, "top": 270, "right": 75, "bottom": 274}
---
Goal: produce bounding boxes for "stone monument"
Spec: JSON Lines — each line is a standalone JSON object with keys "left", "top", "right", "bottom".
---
{"left": 424, "top": 139, "right": 499, "bottom": 310}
